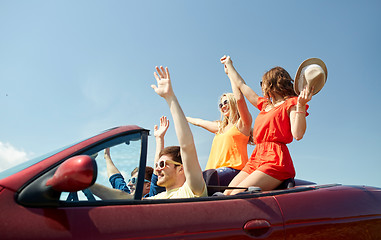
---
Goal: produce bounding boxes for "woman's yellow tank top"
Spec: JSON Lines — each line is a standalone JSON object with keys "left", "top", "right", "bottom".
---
{"left": 205, "top": 125, "right": 249, "bottom": 170}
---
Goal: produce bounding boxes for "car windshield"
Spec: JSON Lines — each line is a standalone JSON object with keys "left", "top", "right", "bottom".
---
{"left": 0, "top": 128, "right": 122, "bottom": 180}
{"left": 0, "top": 144, "right": 76, "bottom": 180}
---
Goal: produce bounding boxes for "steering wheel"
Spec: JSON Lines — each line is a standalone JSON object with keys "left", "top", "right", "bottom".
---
{"left": 66, "top": 188, "right": 96, "bottom": 202}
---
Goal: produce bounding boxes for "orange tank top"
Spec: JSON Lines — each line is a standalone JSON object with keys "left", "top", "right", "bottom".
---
{"left": 205, "top": 125, "right": 249, "bottom": 170}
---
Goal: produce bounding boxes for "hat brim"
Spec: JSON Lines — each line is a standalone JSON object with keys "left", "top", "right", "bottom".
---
{"left": 294, "top": 58, "right": 328, "bottom": 95}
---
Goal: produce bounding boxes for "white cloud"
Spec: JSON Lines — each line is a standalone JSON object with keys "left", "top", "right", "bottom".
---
{"left": 0, "top": 142, "right": 30, "bottom": 172}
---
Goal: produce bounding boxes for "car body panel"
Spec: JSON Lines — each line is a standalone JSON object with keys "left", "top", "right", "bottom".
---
{"left": 274, "top": 185, "right": 381, "bottom": 239}
{"left": 79, "top": 197, "right": 283, "bottom": 239}
{"left": 0, "top": 188, "right": 284, "bottom": 239}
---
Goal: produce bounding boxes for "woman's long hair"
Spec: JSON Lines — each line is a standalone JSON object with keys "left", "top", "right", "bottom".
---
{"left": 217, "top": 93, "right": 239, "bottom": 134}
{"left": 262, "top": 66, "right": 297, "bottom": 103}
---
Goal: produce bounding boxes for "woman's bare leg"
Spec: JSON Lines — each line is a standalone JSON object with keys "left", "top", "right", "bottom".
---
{"left": 229, "top": 170, "right": 282, "bottom": 195}
{"left": 223, "top": 171, "right": 249, "bottom": 195}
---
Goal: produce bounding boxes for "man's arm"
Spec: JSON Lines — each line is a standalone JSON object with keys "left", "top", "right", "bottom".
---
{"left": 153, "top": 116, "right": 169, "bottom": 175}
{"left": 104, "top": 148, "right": 130, "bottom": 192}
{"left": 90, "top": 183, "right": 133, "bottom": 200}
{"left": 151, "top": 66, "right": 205, "bottom": 196}
{"left": 104, "top": 148, "right": 120, "bottom": 178}
{"left": 148, "top": 116, "right": 168, "bottom": 196}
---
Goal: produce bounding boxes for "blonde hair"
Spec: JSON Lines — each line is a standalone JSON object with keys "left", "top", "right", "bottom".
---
{"left": 217, "top": 93, "right": 240, "bottom": 134}
{"left": 217, "top": 93, "right": 254, "bottom": 145}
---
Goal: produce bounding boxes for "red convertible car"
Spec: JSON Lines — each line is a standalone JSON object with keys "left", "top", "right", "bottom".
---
{"left": 0, "top": 125, "right": 380, "bottom": 239}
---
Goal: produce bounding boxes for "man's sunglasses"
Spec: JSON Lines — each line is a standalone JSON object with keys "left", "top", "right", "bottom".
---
{"left": 128, "top": 177, "right": 150, "bottom": 184}
{"left": 219, "top": 99, "right": 229, "bottom": 109}
{"left": 155, "top": 159, "right": 182, "bottom": 170}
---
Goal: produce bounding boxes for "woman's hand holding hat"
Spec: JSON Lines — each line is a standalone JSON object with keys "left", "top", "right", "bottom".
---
{"left": 297, "top": 86, "right": 313, "bottom": 108}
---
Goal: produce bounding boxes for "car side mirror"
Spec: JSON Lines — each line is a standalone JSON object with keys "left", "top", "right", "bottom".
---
{"left": 46, "top": 155, "right": 97, "bottom": 192}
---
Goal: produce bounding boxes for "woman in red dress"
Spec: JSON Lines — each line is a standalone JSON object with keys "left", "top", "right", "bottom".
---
{"left": 221, "top": 55, "right": 322, "bottom": 195}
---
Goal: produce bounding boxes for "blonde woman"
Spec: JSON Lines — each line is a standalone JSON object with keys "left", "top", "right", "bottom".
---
{"left": 187, "top": 63, "right": 252, "bottom": 186}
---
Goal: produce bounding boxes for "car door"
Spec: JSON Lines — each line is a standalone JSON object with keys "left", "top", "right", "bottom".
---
{"left": 58, "top": 193, "right": 285, "bottom": 239}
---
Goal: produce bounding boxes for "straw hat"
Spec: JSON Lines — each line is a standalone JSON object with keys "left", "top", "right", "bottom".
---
{"left": 294, "top": 58, "right": 328, "bottom": 95}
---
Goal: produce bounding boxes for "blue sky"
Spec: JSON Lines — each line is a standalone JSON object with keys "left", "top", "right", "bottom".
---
{"left": 1, "top": 1, "right": 380, "bottom": 188}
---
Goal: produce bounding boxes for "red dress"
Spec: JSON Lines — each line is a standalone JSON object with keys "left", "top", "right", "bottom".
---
{"left": 242, "top": 97, "right": 309, "bottom": 180}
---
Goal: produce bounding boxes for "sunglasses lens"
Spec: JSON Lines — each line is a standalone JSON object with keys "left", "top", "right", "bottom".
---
{"left": 219, "top": 100, "right": 228, "bottom": 108}
{"left": 155, "top": 160, "right": 166, "bottom": 169}
{"left": 129, "top": 177, "right": 136, "bottom": 184}
{"left": 159, "top": 161, "right": 165, "bottom": 168}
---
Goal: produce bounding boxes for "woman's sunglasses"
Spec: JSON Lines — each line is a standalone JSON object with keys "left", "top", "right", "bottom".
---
{"left": 155, "top": 159, "right": 182, "bottom": 170}
{"left": 219, "top": 99, "right": 229, "bottom": 109}
{"left": 128, "top": 177, "right": 150, "bottom": 184}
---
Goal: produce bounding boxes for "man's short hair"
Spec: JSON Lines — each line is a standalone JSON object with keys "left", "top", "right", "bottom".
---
{"left": 131, "top": 166, "right": 154, "bottom": 181}
{"left": 159, "top": 146, "right": 182, "bottom": 164}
